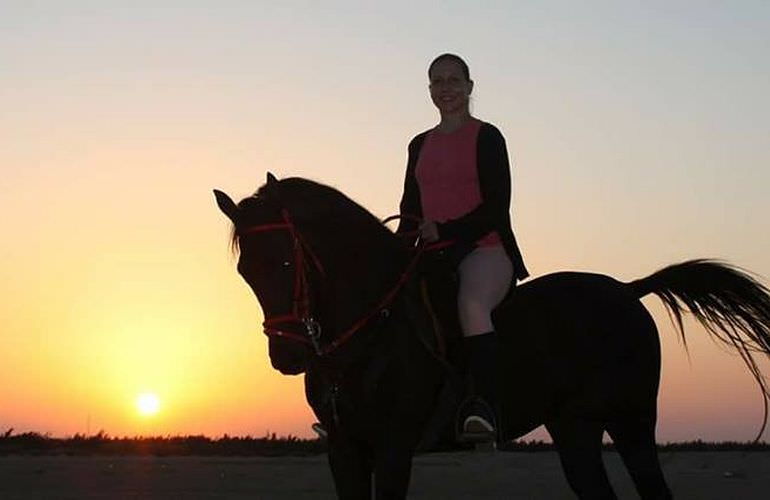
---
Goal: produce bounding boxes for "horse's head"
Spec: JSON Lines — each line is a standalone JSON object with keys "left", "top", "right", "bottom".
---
{"left": 216, "top": 173, "right": 409, "bottom": 376}
{"left": 214, "top": 173, "right": 319, "bottom": 375}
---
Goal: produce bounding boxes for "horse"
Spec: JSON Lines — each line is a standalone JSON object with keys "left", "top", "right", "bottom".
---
{"left": 213, "top": 173, "right": 770, "bottom": 499}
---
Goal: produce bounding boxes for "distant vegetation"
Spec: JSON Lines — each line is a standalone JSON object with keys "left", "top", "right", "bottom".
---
{"left": 0, "top": 429, "right": 324, "bottom": 456}
{"left": 1, "top": 429, "right": 767, "bottom": 456}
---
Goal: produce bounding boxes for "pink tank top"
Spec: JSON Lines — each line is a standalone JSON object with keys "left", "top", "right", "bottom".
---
{"left": 415, "top": 119, "right": 501, "bottom": 246}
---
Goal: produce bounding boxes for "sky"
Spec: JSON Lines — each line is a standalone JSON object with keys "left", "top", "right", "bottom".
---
{"left": 1, "top": 1, "right": 769, "bottom": 442}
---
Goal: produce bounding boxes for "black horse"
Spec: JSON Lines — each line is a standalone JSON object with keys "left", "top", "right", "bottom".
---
{"left": 214, "top": 174, "right": 770, "bottom": 499}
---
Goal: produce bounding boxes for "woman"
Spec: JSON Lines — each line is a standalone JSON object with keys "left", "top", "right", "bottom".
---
{"left": 397, "top": 53, "right": 528, "bottom": 439}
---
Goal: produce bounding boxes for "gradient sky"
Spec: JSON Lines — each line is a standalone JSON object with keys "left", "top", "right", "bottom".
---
{"left": 2, "top": 1, "right": 769, "bottom": 441}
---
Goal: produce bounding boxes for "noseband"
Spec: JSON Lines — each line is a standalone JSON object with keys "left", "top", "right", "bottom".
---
{"left": 238, "top": 210, "right": 434, "bottom": 356}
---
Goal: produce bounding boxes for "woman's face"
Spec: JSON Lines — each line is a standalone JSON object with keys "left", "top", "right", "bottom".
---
{"left": 429, "top": 59, "right": 473, "bottom": 115}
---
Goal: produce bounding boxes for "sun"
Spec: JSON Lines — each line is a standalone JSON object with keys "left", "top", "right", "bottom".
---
{"left": 136, "top": 392, "right": 161, "bottom": 416}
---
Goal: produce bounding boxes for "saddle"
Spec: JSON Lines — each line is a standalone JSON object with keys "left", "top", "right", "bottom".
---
{"left": 411, "top": 248, "right": 465, "bottom": 367}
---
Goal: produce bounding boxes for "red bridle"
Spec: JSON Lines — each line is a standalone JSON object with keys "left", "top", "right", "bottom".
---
{"left": 238, "top": 209, "right": 328, "bottom": 353}
{"left": 238, "top": 211, "right": 447, "bottom": 356}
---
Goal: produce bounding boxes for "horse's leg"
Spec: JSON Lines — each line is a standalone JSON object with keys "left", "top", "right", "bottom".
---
{"left": 606, "top": 416, "right": 672, "bottom": 500}
{"left": 546, "top": 418, "right": 617, "bottom": 500}
{"left": 328, "top": 436, "right": 373, "bottom": 500}
{"left": 373, "top": 444, "right": 413, "bottom": 500}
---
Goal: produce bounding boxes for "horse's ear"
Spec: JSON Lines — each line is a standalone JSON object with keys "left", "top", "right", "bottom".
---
{"left": 213, "top": 189, "right": 238, "bottom": 222}
{"left": 266, "top": 172, "right": 278, "bottom": 185}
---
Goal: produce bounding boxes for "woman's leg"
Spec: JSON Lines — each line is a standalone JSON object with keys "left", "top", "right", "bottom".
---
{"left": 457, "top": 245, "right": 513, "bottom": 337}
{"left": 456, "top": 246, "right": 513, "bottom": 436}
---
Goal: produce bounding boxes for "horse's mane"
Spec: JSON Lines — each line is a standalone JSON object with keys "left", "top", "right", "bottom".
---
{"left": 230, "top": 177, "right": 403, "bottom": 257}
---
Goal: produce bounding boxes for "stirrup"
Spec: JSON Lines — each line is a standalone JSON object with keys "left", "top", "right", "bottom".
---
{"left": 311, "top": 422, "right": 328, "bottom": 439}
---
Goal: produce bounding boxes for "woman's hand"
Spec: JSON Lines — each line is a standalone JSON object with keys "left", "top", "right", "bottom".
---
{"left": 419, "top": 221, "right": 439, "bottom": 242}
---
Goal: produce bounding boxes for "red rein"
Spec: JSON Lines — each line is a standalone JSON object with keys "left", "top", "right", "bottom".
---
{"left": 238, "top": 211, "right": 447, "bottom": 356}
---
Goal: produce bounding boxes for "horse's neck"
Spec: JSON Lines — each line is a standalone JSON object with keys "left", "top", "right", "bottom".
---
{"left": 315, "top": 240, "right": 408, "bottom": 337}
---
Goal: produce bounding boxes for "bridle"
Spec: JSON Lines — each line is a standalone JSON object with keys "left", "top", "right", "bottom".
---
{"left": 237, "top": 210, "right": 444, "bottom": 356}
{"left": 238, "top": 208, "right": 327, "bottom": 354}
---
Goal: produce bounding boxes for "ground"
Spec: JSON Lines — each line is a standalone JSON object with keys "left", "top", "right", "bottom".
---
{"left": 1, "top": 451, "right": 768, "bottom": 499}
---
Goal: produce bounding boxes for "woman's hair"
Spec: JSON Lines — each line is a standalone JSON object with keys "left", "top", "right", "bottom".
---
{"left": 428, "top": 53, "right": 471, "bottom": 81}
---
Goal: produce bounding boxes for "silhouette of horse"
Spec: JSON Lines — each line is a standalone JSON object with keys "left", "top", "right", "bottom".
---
{"left": 214, "top": 174, "right": 770, "bottom": 500}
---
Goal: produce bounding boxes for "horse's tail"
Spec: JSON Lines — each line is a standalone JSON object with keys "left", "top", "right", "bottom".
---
{"left": 628, "top": 259, "right": 770, "bottom": 441}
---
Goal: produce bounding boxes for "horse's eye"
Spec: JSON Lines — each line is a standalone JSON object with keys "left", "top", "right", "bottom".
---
{"left": 282, "top": 261, "right": 291, "bottom": 268}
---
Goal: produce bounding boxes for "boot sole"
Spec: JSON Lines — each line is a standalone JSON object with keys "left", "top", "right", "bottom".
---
{"left": 459, "top": 416, "right": 496, "bottom": 442}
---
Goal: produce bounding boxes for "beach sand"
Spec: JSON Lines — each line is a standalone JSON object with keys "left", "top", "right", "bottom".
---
{"left": 1, "top": 451, "right": 768, "bottom": 499}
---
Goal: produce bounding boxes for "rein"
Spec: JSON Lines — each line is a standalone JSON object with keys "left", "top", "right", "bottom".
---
{"left": 239, "top": 211, "right": 448, "bottom": 356}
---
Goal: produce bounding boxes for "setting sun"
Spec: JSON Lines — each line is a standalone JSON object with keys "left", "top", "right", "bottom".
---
{"left": 136, "top": 393, "right": 161, "bottom": 417}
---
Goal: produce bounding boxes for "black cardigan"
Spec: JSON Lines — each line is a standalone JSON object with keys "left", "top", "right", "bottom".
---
{"left": 397, "top": 121, "right": 529, "bottom": 282}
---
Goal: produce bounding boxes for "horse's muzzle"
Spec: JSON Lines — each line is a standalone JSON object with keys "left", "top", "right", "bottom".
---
{"left": 269, "top": 338, "right": 308, "bottom": 375}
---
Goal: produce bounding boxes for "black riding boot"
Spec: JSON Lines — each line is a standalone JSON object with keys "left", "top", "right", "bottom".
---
{"left": 461, "top": 331, "right": 498, "bottom": 439}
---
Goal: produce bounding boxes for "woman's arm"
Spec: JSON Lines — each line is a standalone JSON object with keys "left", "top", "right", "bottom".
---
{"left": 396, "top": 133, "right": 428, "bottom": 235}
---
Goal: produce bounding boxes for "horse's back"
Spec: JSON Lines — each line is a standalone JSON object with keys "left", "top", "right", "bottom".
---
{"left": 496, "top": 270, "right": 650, "bottom": 335}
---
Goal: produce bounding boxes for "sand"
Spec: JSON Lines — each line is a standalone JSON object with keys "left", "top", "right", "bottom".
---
{"left": 1, "top": 451, "right": 768, "bottom": 499}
